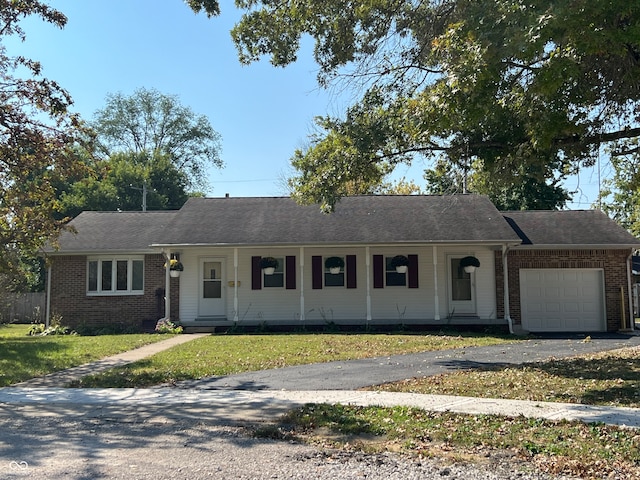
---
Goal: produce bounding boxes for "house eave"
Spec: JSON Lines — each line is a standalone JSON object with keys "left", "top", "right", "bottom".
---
{"left": 511, "top": 244, "right": 639, "bottom": 250}
{"left": 46, "top": 248, "right": 160, "bottom": 256}
{"left": 150, "top": 239, "right": 522, "bottom": 249}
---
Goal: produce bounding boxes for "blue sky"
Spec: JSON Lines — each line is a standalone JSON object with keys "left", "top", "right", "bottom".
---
{"left": 6, "top": 0, "right": 602, "bottom": 208}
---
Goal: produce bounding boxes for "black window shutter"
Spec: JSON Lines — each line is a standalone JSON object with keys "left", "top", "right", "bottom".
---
{"left": 286, "top": 256, "right": 296, "bottom": 289}
{"left": 312, "top": 255, "right": 323, "bottom": 289}
{"left": 408, "top": 254, "right": 419, "bottom": 288}
{"left": 251, "top": 256, "right": 262, "bottom": 290}
{"left": 373, "top": 255, "right": 384, "bottom": 288}
{"left": 346, "top": 255, "right": 357, "bottom": 289}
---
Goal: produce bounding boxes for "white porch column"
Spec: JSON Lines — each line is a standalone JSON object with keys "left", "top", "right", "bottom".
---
{"left": 233, "top": 248, "right": 239, "bottom": 322}
{"left": 366, "top": 246, "right": 372, "bottom": 321}
{"left": 163, "top": 249, "right": 171, "bottom": 320}
{"left": 299, "top": 247, "right": 305, "bottom": 322}
{"left": 433, "top": 246, "right": 440, "bottom": 321}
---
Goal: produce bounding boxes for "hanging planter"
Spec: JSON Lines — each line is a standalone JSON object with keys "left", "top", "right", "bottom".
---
{"left": 325, "top": 256, "right": 344, "bottom": 274}
{"left": 390, "top": 255, "right": 409, "bottom": 274}
{"left": 459, "top": 256, "right": 480, "bottom": 273}
{"left": 259, "top": 257, "right": 278, "bottom": 275}
{"left": 165, "top": 258, "right": 183, "bottom": 278}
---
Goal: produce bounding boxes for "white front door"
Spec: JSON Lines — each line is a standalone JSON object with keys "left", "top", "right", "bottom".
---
{"left": 198, "top": 257, "right": 226, "bottom": 317}
{"left": 448, "top": 256, "right": 477, "bottom": 315}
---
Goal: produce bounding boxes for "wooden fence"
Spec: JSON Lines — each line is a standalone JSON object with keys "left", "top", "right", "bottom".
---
{"left": 0, "top": 292, "right": 46, "bottom": 323}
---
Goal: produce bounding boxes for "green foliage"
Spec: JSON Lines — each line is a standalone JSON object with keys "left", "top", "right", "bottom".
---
{"left": 424, "top": 158, "right": 571, "bottom": 210}
{"left": 0, "top": 326, "right": 168, "bottom": 386}
{"left": 92, "top": 87, "right": 222, "bottom": 191}
{"left": 59, "top": 152, "right": 190, "bottom": 216}
{"left": 154, "top": 319, "right": 183, "bottom": 334}
{"left": 598, "top": 152, "right": 640, "bottom": 235}
{"left": 0, "top": 1, "right": 93, "bottom": 276}
{"left": 259, "top": 257, "right": 278, "bottom": 269}
{"left": 324, "top": 256, "right": 344, "bottom": 269}
{"left": 220, "top": 0, "right": 640, "bottom": 211}
{"left": 27, "top": 315, "right": 76, "bottom": 336}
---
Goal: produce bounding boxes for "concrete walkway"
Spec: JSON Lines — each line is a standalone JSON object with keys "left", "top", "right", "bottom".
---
{"left": 2, "top": 332, "right": 639, "bottom": 429}
{"left": 1, "top": 387, "right": 639, "bottom": 429}
{"left": 12, "top": 333, "right": 210, "bottom": 388}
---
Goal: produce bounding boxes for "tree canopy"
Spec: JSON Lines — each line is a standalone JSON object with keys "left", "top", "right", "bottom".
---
{"left": 92, "top": 87, "right": 222, "bottom": 191}
{"left": 59, "top": 152, "right": 190, "bottom": 218}
{"left": 0, "top": 1, "right": 91, "bottom": 275}
{"left": 189, "top": 0, "right": 640, "bottom": 212}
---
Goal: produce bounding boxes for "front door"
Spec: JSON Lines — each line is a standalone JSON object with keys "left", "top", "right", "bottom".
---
{"left": 198, "top": 257, "right": 225, "bottom": 317}
{"left": 448, "top": 256, "right": 477, "bottom": 315}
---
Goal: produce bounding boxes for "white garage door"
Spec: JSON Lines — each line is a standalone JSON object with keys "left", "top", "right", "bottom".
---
{"left": 520, "top": 269, "right": 605, "bottom": 332}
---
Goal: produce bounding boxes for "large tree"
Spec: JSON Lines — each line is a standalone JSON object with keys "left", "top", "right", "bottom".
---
{"left": 92, "top": 87, "right": 222, "bottom": 191}
{"left": 0, "top": 1, "right": 91, "bottom": 276}
{"left": 424, "top": 159, "right": 571, "bottom": 210}
{"left": 188, "top": 0, "right": 640, "bottom": 212}
{"left": 597, "top": 151, "right": 640, "bottom": 236}
{"left": 59, "top": 152, "right": 190, "bottom": 218}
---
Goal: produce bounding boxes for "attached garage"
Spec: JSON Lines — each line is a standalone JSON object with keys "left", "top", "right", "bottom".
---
{"left": 520, "top": 269, "right": 606, "bottom": 332}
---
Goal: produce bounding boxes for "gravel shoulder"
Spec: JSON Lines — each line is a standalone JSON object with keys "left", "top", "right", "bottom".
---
{"left": 1, "top": 404, "right": 575, "bottom": 480}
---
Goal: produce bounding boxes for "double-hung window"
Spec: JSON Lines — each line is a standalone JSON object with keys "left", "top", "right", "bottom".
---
{"left": 263, "top": 257, "right": 285, "bottom": 288}
{"left": 87, "top": 256, "right": 144, "bottom": 295}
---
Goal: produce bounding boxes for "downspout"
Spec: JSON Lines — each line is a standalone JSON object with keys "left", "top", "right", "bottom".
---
{"left": 45, "top": 263, "right": 52, "bottom": 328}
{"left": 163, "top": 249, "right": 171, "bottom": 321}
{"left": 626, "top": 249, "right": 635, "bottom": 331}
{"left": 502, "top": 244, "right": 514, "bottom": 334}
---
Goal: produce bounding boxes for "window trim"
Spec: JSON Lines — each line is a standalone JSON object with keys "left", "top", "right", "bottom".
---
{"left": 385, "top": 256, "right": 408, "bottom": 287}
{"left": 263, "top": 256, "right": 285, "bottom": 288}
{"left": 87, "top": 256, "right": 145, "bottom": 296}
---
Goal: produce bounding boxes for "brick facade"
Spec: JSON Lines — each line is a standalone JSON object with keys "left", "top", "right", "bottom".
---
{"left": 495, "top": 249, "right": 632, "bottom": 332}
{"left": 48, "top": 254, "right": 180, "bottom": 331}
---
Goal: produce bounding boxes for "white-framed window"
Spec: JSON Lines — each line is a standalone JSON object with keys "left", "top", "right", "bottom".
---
{"left": 87, "top": 256, "right": 144, "bottom": 295}
{"left": 263, "top": 257, "right": 284, "bottom": 288}
{"left": 385, "top": 256, "right": 407, "bottom": 287}
{"left": 324, "top": 256, "right": 345, "bottom": 287}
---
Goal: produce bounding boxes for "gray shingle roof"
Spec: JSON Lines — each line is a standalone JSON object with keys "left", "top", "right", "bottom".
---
{"left": 155, "top": 195, "right": 520, "bottom": 246}
{"left": 503, "top": 210, "right": 639, "bottom": 247}
{"left": 53, "top": 210, "right": 178, "bottom": 253}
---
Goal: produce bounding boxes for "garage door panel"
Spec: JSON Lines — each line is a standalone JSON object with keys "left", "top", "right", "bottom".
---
{"left": 520, "top": 269, "right": 604, "bottom": 332}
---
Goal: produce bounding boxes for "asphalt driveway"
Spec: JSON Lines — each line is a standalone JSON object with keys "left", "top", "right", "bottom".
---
{"left": 178, "top": 333, "right": 640, "bottom": 391}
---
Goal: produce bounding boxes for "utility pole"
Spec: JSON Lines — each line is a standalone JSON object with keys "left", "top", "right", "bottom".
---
{"left": 129, "top": 180, "right": 148, "bottom": 212}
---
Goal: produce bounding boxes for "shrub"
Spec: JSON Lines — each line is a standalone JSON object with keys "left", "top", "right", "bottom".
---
{"left": 155, "top": 318, "right": 183, "bottom": 334}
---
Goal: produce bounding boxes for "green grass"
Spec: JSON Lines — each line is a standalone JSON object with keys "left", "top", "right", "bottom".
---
{"left": 371, "top": 346, "right": 640, "bottom": 407}
{"left": 0, "top": 324, "right": 172, "bottom": 386}
{"left": 270, "top": 404, "right": 640, "bottom": 479}
{"left": 70, "top": 331, "right": 516, "bottom": 387}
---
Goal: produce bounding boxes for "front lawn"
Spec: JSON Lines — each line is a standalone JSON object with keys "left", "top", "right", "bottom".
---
{"left": 0, "top": 324, "right": 172, "bottom": 386}
{"left": 372, "top": 346, "right": 640, "bottom": 407}
{"left": 270, "top": 403, "right": 640, "bottom": 479}
{"left": 70, "top": 331, "right": 516, "bottom": 388}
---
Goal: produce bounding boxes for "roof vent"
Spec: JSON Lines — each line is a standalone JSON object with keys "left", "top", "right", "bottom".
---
{"left": 225, "top": 193, "right": 230, "bottom": 198}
